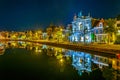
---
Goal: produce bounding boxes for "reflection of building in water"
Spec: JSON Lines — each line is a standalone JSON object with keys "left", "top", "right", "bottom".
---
{"left": 7, "top": 41, "right": 27, "bottom": 48}
{"left": 112, "top": 59, "right": 120, "bottom": 79}
{"left": 18, "top": 41, "right": 27, "bottom": 48}
{"left": 0, "top": 43, "right": 5, "bottom": 49}
{"left": 0, "top": 51, "right": 5, "bottom": 55}
{"left": 46, "top": 47, "right": 55, "bottom": 56}
{"left": 42, "top": 45, "right": 47, "bottom": 49}
{"left": 92, "top": 55, "right": 120, "bottom": 70}
{"left": 93, "top": 55, "right": 120, "bottom": 79}
{"left": 33, "top": 46, "right": 42, "bottom": 53}
{"left": 10, "top": 42, "right": 18, "bottom": 47}
{"left": 0, "top": 43, "right": 5, "bottom": 55}
{"left": 53, "top": 47, "right": 67, "bottom": 60}
{"left": 92, "top": 55, "right": 109, "bottom": 68}
{"left": 0, "top": 48, "right": 5, "bottom": 55}
{"left": 65, "top": 50, "right": 92, "bottom": 74}
{"left": 112, "top": 59, "right": 120, "bottom": 70}
{"left": 65, "top": 50, "right": 74, "bottom": 57}
{"left": 65, "top": 50, "right": 120, "bottom": 77}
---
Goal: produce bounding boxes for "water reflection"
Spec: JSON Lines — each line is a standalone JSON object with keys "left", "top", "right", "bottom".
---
{"left": 0, "top": 42, "right": 5, "bottom": 55}
{"left": 65, "top": 50, "right": 92, "bottom": 75}
{"left": 1, "top": 41, "right": 120, "bottom": 79}
{"left": 66, "top": 50, "right": 120, "bottom": 79}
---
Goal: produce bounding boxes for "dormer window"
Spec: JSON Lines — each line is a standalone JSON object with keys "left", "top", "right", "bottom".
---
{"left": 79, "top": 22, "right": 82, "bottom": 30}
{"left": 99, "top": 22, "right": 103, "bottom": 27}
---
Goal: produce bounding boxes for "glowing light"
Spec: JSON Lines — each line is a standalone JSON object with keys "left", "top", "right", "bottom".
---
{"left": 72, "top": 36, "right": 74, "bottom": 41}
{"left": 116, "top": 54, "right": 120, "bottom": 59}
{"left": 56, "top": 54, "right": 63, "bottom": 59}
{"left": 118, "top": 30, "right": 120, "bottom": 33}
{"left": 81, "top": 37, "right": 84, "bottom": 41}
{"left": 75, "top": 36, "right": 78, "bottom": 41}
{"left": 112, "top": 60, "right": 116, "bottom": 66}
{"left": 86, "top": 36, "right": 89, "bottom": 40}
{"left": 60, "top": 58, "right": 64, "bottom": 63}
{"left": 42, "top": 45, "right": 47, "bottom": 49}
{"left": 11, "top": 42, "right": 16, "bottom": 47}
{"left": 60, "top": 58, "right": 63, "bottom": 63}
{"left": 0, "top": 43, "right": 5, "bottom": 55}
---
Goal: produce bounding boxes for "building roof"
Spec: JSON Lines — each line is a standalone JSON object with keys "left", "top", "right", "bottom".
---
{"left": 92, "top": 19, "right": 99, "bottom": 27}
{"left": 92, "top": 18, "right": 107, "bottom": 28}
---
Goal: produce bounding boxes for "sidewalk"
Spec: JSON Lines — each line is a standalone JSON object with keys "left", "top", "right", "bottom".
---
{"left": 87, "top": 43, "right": 120, "bottom": 51}
{"left": 61, "top": 41, "right": 120, "bottom": 50}
{"left": 36, "top": 40, "right": 120, "bottom": 54}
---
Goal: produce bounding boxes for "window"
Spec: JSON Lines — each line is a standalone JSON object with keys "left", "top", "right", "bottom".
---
{"left": 100, "top": 29, "right": 103, "bottom": 34}
{"left": 86, "top": 20, "right": 89, "bottom": 24}
{"left": 80, "top": 24, "right": 83, "bottom": 30}
{"left": 79, "top": 22, "right": 83, "bottom": 30}
{"left": 99, "top": 23, "right": 103, "bottom": 27}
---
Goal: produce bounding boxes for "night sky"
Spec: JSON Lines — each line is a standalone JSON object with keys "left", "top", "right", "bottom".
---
{"left": 0, "top": 0, "right": 120, "bottom": 31}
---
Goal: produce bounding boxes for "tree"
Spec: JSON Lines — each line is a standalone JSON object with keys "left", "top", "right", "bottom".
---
{"left": 1, "top": 32, "right": 7, "bottom": 39}
{"left": 114, "top": 35, "right": 120, "bottom": 44}
{"left": 117, "top": 14, "right": 120, "bottom": 20}
{"left": 46, "top": 24, "right": 56, "bottom": 40}
{"left": 104, "top": 18, "right": 117, "bottom": 44}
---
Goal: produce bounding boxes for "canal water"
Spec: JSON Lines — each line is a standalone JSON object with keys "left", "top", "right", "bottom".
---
{"left": 0, "top": 41, "right": 120, "bottom": 80}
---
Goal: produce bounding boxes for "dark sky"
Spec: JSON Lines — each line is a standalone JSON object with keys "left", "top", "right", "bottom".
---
{"left": 0, "top": 0, "right": 120, "bottom": 31}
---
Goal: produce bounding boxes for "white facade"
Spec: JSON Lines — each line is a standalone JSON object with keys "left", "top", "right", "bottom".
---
{"left": 92, "top": 19, "right": 108, "bottom": 43}
{"left": 69, "top": 11, "right": 92, "bottom": 43}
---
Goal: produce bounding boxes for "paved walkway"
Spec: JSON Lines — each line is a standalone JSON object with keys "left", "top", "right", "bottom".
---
{"left": 58, "top": 41, "right": 120, "bottom": 51}
{"left": 87, "top": 44, "right": 120, "bottom": 50}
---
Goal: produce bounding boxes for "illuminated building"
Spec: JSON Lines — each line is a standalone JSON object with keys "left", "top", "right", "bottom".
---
{"left": 0, "top": 31, "right": 9, "bottom": 39}
{"left": 115, "top": 20, "right": 120, "bottom": 35}
{"left": 42, "top": 32, "right": 47, "bottom": 40}
{"left": 92, "top": 18, "right": 108, "bottom": 43}
{"left": 69, "top": 11, "right": 92, "bottom": 43}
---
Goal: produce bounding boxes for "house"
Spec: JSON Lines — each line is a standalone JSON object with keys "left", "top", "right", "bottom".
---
{"left": 92, "top": 18, "right": 108, "bottom": 43}
{"left": 116, "top": 20, "right": 120, "bottom": 35}
{"left": 69, "top": 11, "right": 92, "bottom": 43}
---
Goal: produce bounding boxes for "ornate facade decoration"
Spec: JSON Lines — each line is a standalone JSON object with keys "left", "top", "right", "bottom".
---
{"left": 69, "top": 11, "right": 92, "bottom": 43}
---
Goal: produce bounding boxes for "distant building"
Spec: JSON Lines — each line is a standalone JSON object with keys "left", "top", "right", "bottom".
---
{"left": 42, "top": 32, "right": 47, "bottom": 40}
{"left": 115, "top": 20, "right": 120, "bottom": 35}
{"left": 69, "top": 11, "right": 92, "bottom": 43}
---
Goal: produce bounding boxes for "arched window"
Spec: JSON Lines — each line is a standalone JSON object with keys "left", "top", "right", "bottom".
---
{"left": 99, "top": 22, "right": 103, "bottom": 27}
{"left": 79, "top": 23, "right": 82, "bottom": 30}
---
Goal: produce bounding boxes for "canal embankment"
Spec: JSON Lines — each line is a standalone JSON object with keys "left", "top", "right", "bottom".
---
{"left": 30, "top": 40, "right": 120, "bottom": 57}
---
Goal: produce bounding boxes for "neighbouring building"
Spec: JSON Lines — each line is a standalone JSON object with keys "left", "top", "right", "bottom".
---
{"left": 116, "top": 20, "right": 120, "bottom": 36}
{"left": 64, "top": 24, "right": 72, "bottom": 42}
{"left": 92, "top": 18, "right": 108, "bottom": 43}
{"left": 42, "top": 32, "right": 47, "bottom": 40}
